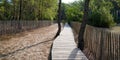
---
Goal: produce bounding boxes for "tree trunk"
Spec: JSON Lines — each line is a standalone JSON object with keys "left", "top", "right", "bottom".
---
{"left": 19, "top": 0, "right": 22, "bottom": 20}
{"left": 13, "top": 0, "right": 16, "bottom": 20}
{"left": 54, "top": 0, "right": 61, "bottom": 38}
{"left": 18, "top": 0, "right": 22, "bottom": 29}
{"left": 78, "top": 0, "right": 90, "bottom": 50}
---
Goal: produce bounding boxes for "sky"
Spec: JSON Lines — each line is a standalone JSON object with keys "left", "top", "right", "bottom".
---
{"left": 62, "top": 0, "right": 78, "bottom": 3}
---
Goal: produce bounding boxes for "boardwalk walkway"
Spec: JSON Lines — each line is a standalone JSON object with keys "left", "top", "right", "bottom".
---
{"left": 52, "top": 24, "right": 88, "bottom": 60}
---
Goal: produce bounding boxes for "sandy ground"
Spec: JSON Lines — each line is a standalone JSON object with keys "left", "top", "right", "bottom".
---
{"left": 110, "top": 26, "right": 120, "bottom": 33}
{"left": 0, "top": 24, "right": 58, "bottom": 60}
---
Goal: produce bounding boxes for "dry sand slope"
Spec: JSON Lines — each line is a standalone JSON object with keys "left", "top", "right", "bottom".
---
{"left": 0, "top": 24, "right": 58, "bottom": 60}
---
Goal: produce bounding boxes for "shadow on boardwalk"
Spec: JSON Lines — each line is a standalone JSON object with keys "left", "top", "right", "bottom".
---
{"left": 68, "top": 48, "right": 78, "bottom": 60}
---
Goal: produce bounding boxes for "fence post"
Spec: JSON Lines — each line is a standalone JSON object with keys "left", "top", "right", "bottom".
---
{"left": 99, "top": 30, "right": 104, "bottom": 60}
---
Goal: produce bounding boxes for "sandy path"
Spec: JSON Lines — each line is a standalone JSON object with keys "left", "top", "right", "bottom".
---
{"left": 0, "top": 24, "right": 58, "bottom": 60}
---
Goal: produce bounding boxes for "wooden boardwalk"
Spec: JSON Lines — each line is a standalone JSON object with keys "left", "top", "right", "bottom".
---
{"left": 52, "top": 24, "right": 88, "bottom": 60}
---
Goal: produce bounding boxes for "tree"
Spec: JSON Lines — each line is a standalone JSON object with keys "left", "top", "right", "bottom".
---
{"left": 110, "top": 0, "right": 120, "bottom": 23}
{"left": 88, "top": 0, "right": 116, "bottom": 28}
{"left": 19, "top": 0, "right": 22, "bottom": 20}
{"left": 54, "top": 0, "right": 61, "bottom": 38}
{"left": 78, "top": 0, "right": 90, "bottom": 50}
{"left": 0, "top": 0, "right": 12, "bottom": 20}
{"left": 0, "top": 0, "right": 58, "bottom": 20}
{"left": 64, "top": 1, "right": 84, "bottom": 22}
{"left": 17, "top": 0, "right": 23, "bottom": 29}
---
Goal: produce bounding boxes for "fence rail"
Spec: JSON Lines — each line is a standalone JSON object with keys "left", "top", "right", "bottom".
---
{"left": 70, "top": 22, "right": 120, "bottom": 60}
{"left": 0, "top": 20, "right": 53, "bottom": 35}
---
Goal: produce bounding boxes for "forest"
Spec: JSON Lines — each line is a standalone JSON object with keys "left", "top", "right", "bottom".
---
{"left": 0, "top": 0, "right": 120, "bottom": 28}
{"left": 0, "top": 0, "right": 120, "bottom": 60}
{"left": 62, "top": 0, "right": 120, "bottom": 28}
{"left": 0, "top": 0, "right": 58, "bottom": 20}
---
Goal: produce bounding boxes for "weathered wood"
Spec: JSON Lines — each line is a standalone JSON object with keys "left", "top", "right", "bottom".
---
{"left": 0, "top": 21, "right": 53, "bottom": 35}
{"left": 70, "top": 22, "right": 120, "bottom": 60}
{"left": 52, "top": 23, "right": 88, "bottom": 60}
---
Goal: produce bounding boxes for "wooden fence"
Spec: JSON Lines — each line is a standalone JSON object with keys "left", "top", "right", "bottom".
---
{"left": 70, "top": 22, "right": 120, "bottom": 60}
{"left": 0, "top": 20, "right": 54, "bottom": 35}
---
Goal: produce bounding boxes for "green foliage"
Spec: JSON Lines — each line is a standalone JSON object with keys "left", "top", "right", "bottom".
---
{"left": 0, "top": 0, "right": 12, "bottom": 20}
{"left": 41, "top": 0, "right": 58, "bottom": 20}
{"left": 0, "top": 0, "right": 58, "bottom": 20}
{"left": 116, "top": 0, "right": 120, "bottom": 7}
{"left": 89, "top": 9, "right": 116, "bottom": 28}
{"left": 64, "top": 1, "right": 84, "bottom": 22}
{"left": 89, "top": 0, "right": 116, "bottom": 28}
{"left": 111, "top": 0, "right": 120, "bottom": 23}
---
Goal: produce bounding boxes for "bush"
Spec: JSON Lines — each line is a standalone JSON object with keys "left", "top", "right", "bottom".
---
{"left": 89, "top": 7, "right": 116, "bottom": 28}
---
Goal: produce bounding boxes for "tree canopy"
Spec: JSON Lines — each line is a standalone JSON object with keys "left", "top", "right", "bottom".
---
{"left": 0, "top": 0, "right": 58, "bottom": 20}
{"left": 88, "top": 0, "right": 116, "bottom": 28}
{"left": 63, "top": 0, "right": 120, "bottom": 28}
{"left": 63, "top": 1, "right": 84, "bottom": 22}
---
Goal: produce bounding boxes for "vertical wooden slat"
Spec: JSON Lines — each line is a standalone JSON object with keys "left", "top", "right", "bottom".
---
{"left": 96, "top": 29, "right": 99, "bottom": 60}
{"left": 103, "top": 30, "right": 107, "bottom": 60}
{"left": 118, "top": 34, "right": 120, "bottom": 60}
{"left": 102, "top": 29, "right": 104, "bottom": 60}
{"left": 111, "top": 32, "right": 113, "bottom": 60}
{"left": 112, "top": 33, "right": 115, "bottom": 60}
{"left": 108, "top": 31, "right": 111, "bottom": 60}
{"left": 116, "top": 34, "right": 118, "bottom": 60}
{"left": 117, "top": 34, "right": 119, "bottom": 60}
{"left": 102, "top": 30, "right": 105, "bottom": 60}
{"left": 117, "top": 33, "right": 119, "bottom": 60}
{"left": 90, "top": 27, "right": 92, "bottom": 56}
{"left": 70, "top": 22, "right": 120, "bottom": 60}
{"left": 113, "top": 33, "right": 115, "bottom": 60}
{"left": 106, "top": 31, "right": 109, "bottom": 60}
{"left": 109, "top": 33, "right": 112, "bottom": 60}
{"left": 92, "top": 27, "right": 94, "bottom": 59}
{"left": 107, "top": 31, "right": 109, "bottom": 60}
{"left": 99, "top": 30, "right": 103, "bottom": 60}
{"left": 112, "top": 32, "right": 114, "bottom": 60}
{"left": 115, "top": 33, "right": 117, "bottom": 60}
{"left": 94, "top": 28, "right": 97, "bottom": 60}
{"left": 118, "top": 35, "right": 120, "bottom": 60}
